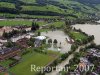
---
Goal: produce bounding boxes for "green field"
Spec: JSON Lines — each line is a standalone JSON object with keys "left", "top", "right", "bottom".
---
{"left": 0, "top": 0, "right": 99, "bottom": 19}
{"left": 50, "top": 21, "right": 65, "bottom": 27}
{"left": 9, "top": 50, "right": 58, "bottom": 75}
{"left": 0, "top": 20, "right": 32, "bottom": 26}
{"left": 0, "top": 59, "right": 13, "bottom": 68}
{"left": 20, "top": 0, "right": 36, "bottom": 3}
{"left": 0, "top": 48, "right": 59, "bottom": 75}
{"left": 0, "top": 13, "right": 59, "bottom": 19}
{"left": 0, "top": 2, "right": 15, "bottom": 9}
{"left": 21, "top": 5, "right": 65, "bottom": 14}
{"left": 70, "top": 31, "right": 87, "bottom": 41}
{"left": 0, "top": 20, "right": 48, "bottom": 26}
{"left": 0, "top": 20, "right": 65, "bottom": 27}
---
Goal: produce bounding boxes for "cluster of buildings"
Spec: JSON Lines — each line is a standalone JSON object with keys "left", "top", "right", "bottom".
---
{"left": 0, "top": 26, "right": 47, "bottom": 62}
{"left": 68, "top": 48, "right": 100, "bottom": 75}
{"left": 0, "top": 26, "right": 31, "bottom": 36}
{"left": 0, "top": 26, "right": 32, "bottom": 61}
{"left": 0, "top": 25, "right": 48, "bottom": 73}
{"left": 87, "top": 48, "right": 100, "bottom": 57}
{"left": 0, "top": 47, "right": 21, "bottom": 61}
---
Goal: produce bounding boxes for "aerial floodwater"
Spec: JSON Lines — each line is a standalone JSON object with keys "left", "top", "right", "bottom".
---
{"left": 41, "top": 30, "right": 71, "bottom": 53}
{"left": 73, "top": 23, "right": 100, "bottom": 45}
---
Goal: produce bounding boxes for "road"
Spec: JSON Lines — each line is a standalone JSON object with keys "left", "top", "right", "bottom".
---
{"left": 46, "top": 43, "right": 91, "bottom": 75}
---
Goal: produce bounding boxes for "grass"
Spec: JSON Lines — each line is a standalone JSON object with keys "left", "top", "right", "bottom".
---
{"left": 0, "top": 13, "right": 59, "bottom": 19}
{"left": 5, "top": 48, "right": 60, "bottom": 75}
{"left": 0, "top": 0, "right": 98, "bottom": 19}
{"left": 70, "top": 31, "right": 87, "bottom": 41}
{"left": 9, "top": 52, "right": 56, "bottom": 75}
{"left": 0, "top": 48, "right": 60, "bottom": 75}
{"left": 0, "top": 72, "right": 5, "bottom": 75}
{"left": 36, "top": 21, "right": 48, "bottom": 26}
{"left": 21, "top": 5, "right": 66, "bottom": 14}
{"left": 20, "top": 0, "right": 36, "bottom": 3}
{"left": 50, "top": 21, "right": 65, "bottom": 28}
{"left": 0, "top": 2, "right": 15, "bottom": 9}
{"left": 0, "top": 20, "right": 32, "bottom": 26}
{"left": 0, "top": 59, "right": 13, "bottom": 68}
{"left": 0, "top": 20, "right": 48, "bottom": 26}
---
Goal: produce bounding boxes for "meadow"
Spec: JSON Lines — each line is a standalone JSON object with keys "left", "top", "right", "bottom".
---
{"left": 70, "top": 31, "right": 88, "bottom": 41}
{"left": 0, "top": 48, "right": 60, "bottom": 75}
{"left": 0, "top": 20, "right": 48, "bottom": 26}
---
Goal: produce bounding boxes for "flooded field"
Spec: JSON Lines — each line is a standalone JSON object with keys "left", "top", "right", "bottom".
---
{"left": 73, "top": 24, "right": 100, "bottom": 45}
{"left": 41, "top": 30, "right": 71, "bottom": 53}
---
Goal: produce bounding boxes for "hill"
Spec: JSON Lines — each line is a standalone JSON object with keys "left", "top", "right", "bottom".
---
{"left": 0, "top": 0, "right": 100, "bottom": 19}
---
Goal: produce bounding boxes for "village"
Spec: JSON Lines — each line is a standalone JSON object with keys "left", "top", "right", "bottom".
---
{"left": 0, "top": 20, "right": 76, "bottom": 75}
{"left": 0, "top": 19, "right": 99, "bottom": 75}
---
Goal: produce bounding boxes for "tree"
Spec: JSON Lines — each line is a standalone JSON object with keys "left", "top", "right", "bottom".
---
{"left": 2, "top": 30, "right": 8, "bottom": 38}
{"left": 15, "top": 3, "right": 22, "bottom": 11}
{"left": 59, "top": 42, "right": 61, "bottom": 47}
{"left": 27, "top": 38, "right": 35, "bottom": 47}
{"left": 61, "top": 53, "right": 69, "bottom": 61}
{"left": 31, "top": 22, "right": 39, "bottom": 31}
{"left": 42, "top": 39, "right": 46, "bottom": 44}
{"left": 71, "top": 44, "right": 78, "bottom": 51}
{"left": 5, "top": 41, "right": 15, "bottom": 48}
{"left": 21, "top": 30, "right": 26, "bottom": 34}
{"left": 53, "top": 39, "right": 58, "bottom": 44}
{"left": 38, "top": 31, "right": 41, "bottom": 36}
{"left": 48, "top": 39, "right": 52, "bottom": 44}
{"left": 12, "top": 29, "right": 19, "bottom": 35}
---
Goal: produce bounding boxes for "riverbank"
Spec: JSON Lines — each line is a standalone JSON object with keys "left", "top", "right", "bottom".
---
{"left": 73, "top": 24, "right": 100, "bottom": 45}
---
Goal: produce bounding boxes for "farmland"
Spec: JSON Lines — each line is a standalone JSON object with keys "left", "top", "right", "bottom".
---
{"left": 70, "top": 31, "right": 88, "bottom": 41}
{"left": 0, "top": 2, "right": 15, "bottom": 9}
{"left": 0, "top": 20, "right": 48, "bottom": 26}
{"left": 0, "top": 48, "right": 60, "bottom": 75}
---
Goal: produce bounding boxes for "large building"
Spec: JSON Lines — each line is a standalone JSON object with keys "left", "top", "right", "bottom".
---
{"left": 16, "top": 38, "right": 29, "bottom": 48}
{"left": 0, "top": 47, "right": 21, "bottom": 61}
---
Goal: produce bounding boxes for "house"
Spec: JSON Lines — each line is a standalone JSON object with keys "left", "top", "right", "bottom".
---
{"left": 34, "top": 36, "right": 46, "bottom": 47}
{"left": 79, "top": 57, "right": 92, "bottom": 66}
{"left": 0, "top": 47, "right": 21, "bottom": 61}
{"left": 0, "top": 65, "right": 6, "bottom": 72}
{"left": 16, "top": 38, "right": 29, "bottom": 48}
{"left": 11, "top": 32, "right": 34, "bottom": 42}
{"left": 87, "top": 48, "right": 100, "bottom": 57}
{"left": 76, "top": 57, "right": 93, "bottom": 73}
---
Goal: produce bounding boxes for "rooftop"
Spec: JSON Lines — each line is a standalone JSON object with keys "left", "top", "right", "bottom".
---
{"left": 34, "top": 36, "right": 46, "bottom": 40}
{"left": 0, "top": 47, "right": 20, "bottom": 55}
